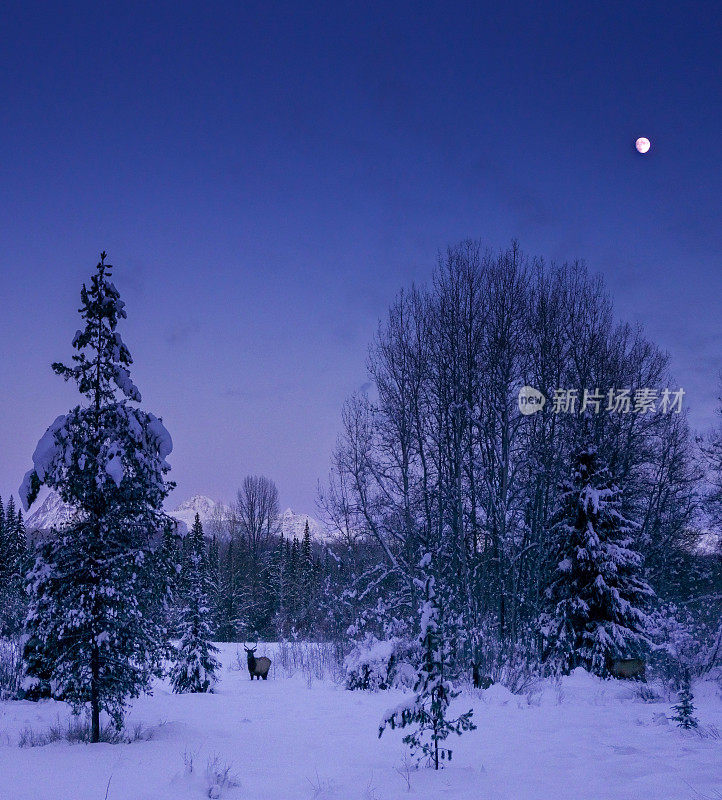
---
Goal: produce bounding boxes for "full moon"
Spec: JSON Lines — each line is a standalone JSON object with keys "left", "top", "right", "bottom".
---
{"left": 635, "top": 137, "right": 651, "bottom": 154}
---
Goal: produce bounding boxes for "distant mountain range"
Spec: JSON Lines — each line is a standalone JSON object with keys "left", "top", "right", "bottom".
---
{"left": 171, "top": 494, "right": 334, "bottom": 543}
{"left": 25, "top": 491, "right": 333, "bottom": 544}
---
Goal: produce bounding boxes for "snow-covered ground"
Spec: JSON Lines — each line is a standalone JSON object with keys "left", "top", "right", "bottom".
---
{"left": 0, "top": 643, "right": 720, "bottom": 800}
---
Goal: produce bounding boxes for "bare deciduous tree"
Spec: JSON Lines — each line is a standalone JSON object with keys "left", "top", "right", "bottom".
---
{"left": 233, "top": 475, "right": 280, "bottom": 556}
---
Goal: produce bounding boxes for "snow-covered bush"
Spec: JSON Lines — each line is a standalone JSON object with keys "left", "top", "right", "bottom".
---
{"left": 344, "top": 635, "right": 415, "bottom": 691}
{"left": 650, "top": 604, "right": 709, "bottom": 692}
{"left": 472, "top": 632, "right": 539, "bottom": 693}
{"left": 633, "top": 683, "right": 662, "bottom": 703}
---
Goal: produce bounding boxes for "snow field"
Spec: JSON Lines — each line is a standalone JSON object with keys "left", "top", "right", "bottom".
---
{"left": 0, "top": 643, "right": 720, "bottom": 800}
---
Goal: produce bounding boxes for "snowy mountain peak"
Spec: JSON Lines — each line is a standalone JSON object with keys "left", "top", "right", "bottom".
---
{"left": 25, "top": 490, "right": 78, "bottom": 531}
{"left": 279, "top": 508, "right": 331, "bottom": 543}
{"left": 172, "top": 494, "right": 223, "bottom": 522}
{"left": 174, "top": 494, "right": 218, "bottom": 515}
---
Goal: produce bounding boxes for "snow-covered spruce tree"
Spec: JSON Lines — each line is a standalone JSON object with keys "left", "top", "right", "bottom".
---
{"left": 171, "top": 514, "right": 220, "bottom": 693}
{"left": 702, "top": 382, "right": 722, "bottom": 531}
{"left": 379, "top": 552, "right": 475, "bottom": 770}
{"left": 207, "top": 530, "right": 222, "bottom": 638}
{"left": 157, "top": 517, "right": 183, "bottom": 636}
{"left": 671, "top": 669, "right": 699, "bottom": 729}
{"left": 20, "top": 253, "right": 175, "bottom": 741}
{"left": 543, "top": 445, "right": 654, "bottom": 677}
{"left": 268, "top": 533, "right": 290, "bottom": 637}
{"left": 296, "top": 520, "right": 317, "bottom": 634}
{"left": 0, "top": 496, "right": 28, "bottom": 636}
{"left": 217, "top": 536, "right": 243, "bottom": 641}
{"left": 0, "top": 496, "right": 10, "bottom": 635}
{"left": 0, "top": 497, "right": 26, "bottom": 572}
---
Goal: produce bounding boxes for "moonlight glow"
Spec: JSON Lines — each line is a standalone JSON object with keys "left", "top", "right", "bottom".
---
{"left": 635, "top": 137, "right": 651, "bottom": 154}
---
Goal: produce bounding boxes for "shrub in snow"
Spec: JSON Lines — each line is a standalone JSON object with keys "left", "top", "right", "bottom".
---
{"left": 471, "top": 633, "right": 539, "bottom": 694}
{"left": 20, "top": 253, "right": 175, "bottom": 741}
{"left": 650, "top": 603, "right": 711, "bottom": 692}
{"left": 345, "top": 635, "right": 415, "bottom": 691}
{"left": 205, "top": 754, "right": 239, "bottom": 798}
{"left": 542, "top": 444, "right": 654, "bottom": 678}
{"left": 276, "top": 640, "right": 345, "bottom": 683}
{"left": 633, "top": 683, "right": 662, "bottom": 703}
{"left": 18, "top": 717, "right": 151, "bottom": 747}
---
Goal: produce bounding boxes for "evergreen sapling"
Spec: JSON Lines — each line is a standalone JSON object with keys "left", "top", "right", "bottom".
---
{"left": 671, "top": 669, "right": 699, "bottom": 730}
{"left": 171, "top": 514, "right": 220, "bottom": 693}
{"left": 379, "top": 552, "right": 475, "bottom": 770}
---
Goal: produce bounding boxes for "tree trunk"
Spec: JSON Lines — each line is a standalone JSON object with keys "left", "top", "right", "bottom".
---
{"left": 90, "top": 644, "right": 100, "bottom": 743}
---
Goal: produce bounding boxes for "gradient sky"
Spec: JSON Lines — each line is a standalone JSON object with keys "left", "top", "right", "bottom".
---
{"left": 1, "top": 1, "right": 721, "bottom": 513}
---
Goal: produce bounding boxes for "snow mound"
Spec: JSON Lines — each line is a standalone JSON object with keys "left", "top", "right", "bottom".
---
{"left": 483, "top": 682, "right": 516, "bottom": 705}
{"left": 563, "top": 666, "right": 601, "bottom": 688}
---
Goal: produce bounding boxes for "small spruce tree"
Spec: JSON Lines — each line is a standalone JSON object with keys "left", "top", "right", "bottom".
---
{"left": 269, "top": 534, "right": 289, "bottom": 637}
{"left": 298, "top": 520, "right": 315, "bottom": 633}
{"left": 672, "top": 669, "right": 699, "bottom": 729}
{"left": 171, "top": 514, "right": 220, "bottom": 693}
{"left": 379, "top": 552, "right": 475, "bottom": 769}
{"left": 155, "top": 518, "right": 182, "bottom": 636}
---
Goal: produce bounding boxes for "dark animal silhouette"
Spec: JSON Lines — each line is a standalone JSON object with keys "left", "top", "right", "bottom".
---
{"left": 611, "top": 658, "right": 645, "bottom": 680}
{"left": 244, "top": 644, "right": 271, "bottom": 680}
{"left": 472, "top": 663, "right": 494, "bottom": 690}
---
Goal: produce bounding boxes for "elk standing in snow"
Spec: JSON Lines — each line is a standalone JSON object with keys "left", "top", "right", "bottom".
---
{"left": 244, "top": 644, "right": 271, "bottom": 680}
{"left": 611, "top": 658, "right": 645, "bottom": 680}
{"left": 472, "top": 663, "right": 494, "bottom": 690}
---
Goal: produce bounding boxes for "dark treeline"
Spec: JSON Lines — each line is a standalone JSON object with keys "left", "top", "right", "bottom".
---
{"left": 162, "top": 476, "right": 335, "bottom": 642}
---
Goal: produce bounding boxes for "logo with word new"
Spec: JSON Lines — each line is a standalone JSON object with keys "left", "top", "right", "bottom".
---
{"left": 517, "top": 385, "right": 685, "bottom": 416}
{"left": 518, "top": 386, "right": 546, "bottom": 415}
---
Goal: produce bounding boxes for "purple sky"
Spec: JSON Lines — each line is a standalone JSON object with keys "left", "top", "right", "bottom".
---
{"left": 1, "top": 2, "right": 721, "bottom": 512}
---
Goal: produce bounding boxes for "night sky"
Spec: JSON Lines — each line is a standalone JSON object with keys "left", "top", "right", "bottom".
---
{"left": 1, "top": 2, "right": 720, "bottom": 512}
